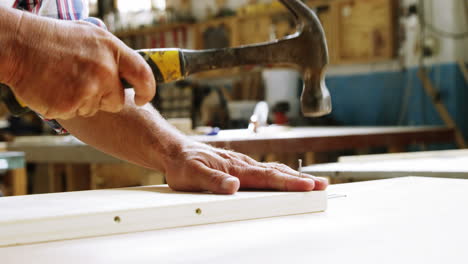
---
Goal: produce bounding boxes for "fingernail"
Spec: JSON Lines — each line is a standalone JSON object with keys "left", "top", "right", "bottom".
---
{"left": 316, "top": 177, "right": 329, "bottom": 184}
{"left": 302, "top": 178, "right": 316, "bottom": 190}
{"left": 304, "top": 178, "right": 316, "bottom": 184}
{"left": 221, "top": 178, "right": 240, "bottom": 192}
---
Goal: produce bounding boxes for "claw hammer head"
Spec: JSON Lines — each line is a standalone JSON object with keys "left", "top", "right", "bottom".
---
{"left": 280, "top": 0, "right": 332, "bottom": 117}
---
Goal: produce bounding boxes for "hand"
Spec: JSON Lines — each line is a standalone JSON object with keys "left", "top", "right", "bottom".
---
{"left": 6, "top": 13, "right": 155, "bottom": 119}
{"left": 164, "top": 142, "right": 328, "bottom": 194}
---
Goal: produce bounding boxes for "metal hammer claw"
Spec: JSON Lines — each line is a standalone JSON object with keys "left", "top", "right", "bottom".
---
{"left": 178, "top": 0, "right": 332, "bottom": 117}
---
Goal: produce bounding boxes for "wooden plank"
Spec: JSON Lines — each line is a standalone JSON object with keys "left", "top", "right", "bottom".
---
{"left": 304, "top": 158, "right": 468, "bottom": 179}
{"left": 0, "top": 186, "right": 326, "bottom": 247}
{"left": 303, "top": 150, "right": 468, "bottom": 179}
{"left": 8, "top": 127, "right": 456, "bottom": 162}
{"left": 339, "top": 149, "right": 468, "bottom": 163}
{"left": 196, "top": 126, "right": 456, "bottom": 154}
{"left": 2, "top": 178, "right": 468, "bottom": 264}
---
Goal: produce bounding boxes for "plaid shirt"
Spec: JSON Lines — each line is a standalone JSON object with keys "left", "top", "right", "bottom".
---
{"left": 13, "top": 0, "right": 105, "bottom": 134}
{"left": 12, "top": 0, "right": 104, "bottom": 26}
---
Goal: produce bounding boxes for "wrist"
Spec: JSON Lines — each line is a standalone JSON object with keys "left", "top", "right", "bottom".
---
{"left": 158, "top": 133, "right": 193, "bottom": 174}
{"left": 133, "top": 109, "right": 193, "bottom": 173}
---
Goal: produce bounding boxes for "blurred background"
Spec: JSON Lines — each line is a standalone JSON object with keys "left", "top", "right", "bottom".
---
{"left": 1, "top": 0, "right": 467, "bottom": 196}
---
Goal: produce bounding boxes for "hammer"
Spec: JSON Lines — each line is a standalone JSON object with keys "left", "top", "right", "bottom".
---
{"left": 1, "top": 0, "right": 331, "bottom": 117}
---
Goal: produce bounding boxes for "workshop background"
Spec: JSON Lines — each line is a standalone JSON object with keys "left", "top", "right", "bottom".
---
{"left": 0, "top": 0, "right": 467, "bottom": 196}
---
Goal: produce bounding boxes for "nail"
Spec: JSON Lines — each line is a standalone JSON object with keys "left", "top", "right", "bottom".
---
{"left": 316, "top": 177, "right": 328, "bottom": 184}
{"left": 298, "top": 159, "right": 303, "bottom": 178}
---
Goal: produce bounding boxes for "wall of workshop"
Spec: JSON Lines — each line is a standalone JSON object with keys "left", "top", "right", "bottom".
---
{"left": 191, "top": 0, "right": 467, "bottom": 142}
{"left": 191, "top": 0, "right": 273, "bottom": 20}
{"left": 326, "top": 0, "right": 468, "bottom": 143}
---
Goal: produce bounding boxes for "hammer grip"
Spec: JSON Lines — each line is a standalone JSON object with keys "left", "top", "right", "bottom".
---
{"left": 0, "top": 49, "right": 184, "bottom": 116}
{"left": 123, "top": 49, "right": 184, "bottom": 88}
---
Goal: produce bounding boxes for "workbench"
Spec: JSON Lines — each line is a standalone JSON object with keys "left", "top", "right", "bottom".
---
{"left": 193, "top": 126, "right": 455, "bottom": 154}
{"left": 2, "top": 177, "right": 467, "bottom": 263}
{"left": 8, "top": 126, "right": 456, "bottom": 162}
{"left": 6, "top": 126, "right": 455, "bottom": 193}
{"left": 303, "top": 149, "right": 468, "bottom": 182}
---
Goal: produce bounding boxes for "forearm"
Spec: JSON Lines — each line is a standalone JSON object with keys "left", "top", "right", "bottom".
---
{"left": 59, "top": 91, "right": 190, "bottom": 173}
{"left": 0, "top": 6, "right": 23, "bottom": 85}
{"left": 59, "top": 90, "right": 328, "bottom": 194}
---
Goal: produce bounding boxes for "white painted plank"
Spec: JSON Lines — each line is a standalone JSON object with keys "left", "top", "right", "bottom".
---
{"left": 0, "top": 185, "right": 326, "bottom": 247}
{"left": 2, "top": 177, "right": 468, "bottom": 264}
{"left": 339, "top": 149, "right": 468, "bottom": 163}
{"left": 304, "top": 150, "right": 468, "bottom": 179}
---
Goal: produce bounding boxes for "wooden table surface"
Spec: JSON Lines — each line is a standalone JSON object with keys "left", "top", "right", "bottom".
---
{"left": 2, "top": 177, "right": 467, "bottom": 264}
{"left": 8, "top": 126, "right": 455, "bottom": 163}
{"left": 303, "top": 149, "right": 468, "bottom": 179}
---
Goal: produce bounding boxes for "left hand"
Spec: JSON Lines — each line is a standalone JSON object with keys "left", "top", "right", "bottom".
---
{"left": 164, "top": 142, "right": 328, "bottom": 194}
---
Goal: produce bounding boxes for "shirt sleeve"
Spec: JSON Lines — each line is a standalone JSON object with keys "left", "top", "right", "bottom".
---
{"left": 37, "top": 0, "right": 107, "bottom": 28}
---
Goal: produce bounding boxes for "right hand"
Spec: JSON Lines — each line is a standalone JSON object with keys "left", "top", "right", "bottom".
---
{"left": 5, "top": 13, "right": 156, "bottom": 119}
{"left": 164, "top": 142, "right": 328, "bottom": 194}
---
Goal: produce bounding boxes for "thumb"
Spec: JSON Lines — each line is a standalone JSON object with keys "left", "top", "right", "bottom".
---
{"left": 119, "top": 47, "right": 156, "bottom": 106}
{"left": 198, "top": 167, "right": 240, "bottom": 194}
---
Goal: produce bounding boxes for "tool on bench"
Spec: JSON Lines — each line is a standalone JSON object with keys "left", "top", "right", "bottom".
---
{"left": 0, "top": 0, "right": 331, "bottom": 118}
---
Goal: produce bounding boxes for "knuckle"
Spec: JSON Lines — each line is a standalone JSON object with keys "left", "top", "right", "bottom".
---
{"left": 108, "top": 104, "right": 123, "bottom": 113}
{"left": 42, "top": 109, "right": 55, "bottom": 119}
{"left": 101, "top": 93, "right": 125, "bottom": 113}
{"left": 268, "top": 162, "right": 289, "bottom": 173}
{"left": 277, "top": 163, "right": 291, "bottom": 172}
{"left": 264, "top": 168, "right": 277, "bottom": 176}
{"left": 77, "top": 108, "right": 91, "bottom": 117}
{"left": 78, "top": 85, "right": 99, "bottom": 99}
{"left": 207, "top": 173, "right": 225, "bottom": 187}
{"left": 228, "top": 164, "right": 244, "bottom": 176}
{"left": 85, "top": 111, "right": 99, "bottom": 118}
{"left": 96, "top": 64, "right": 115, "bottom": 80}
{"left": 83, "top": 57, "right": 114, "bottom": 81}
{"left": 55, "top": 101, "right": 76, "bottom": 114}
{"left": 243, "top": 155, "right": 257, "bottom": 164}
{"left": 218, "top": 152, "right": 231, "bottom": 160}
{"left": 75, "top": 20, "right": 92, "bottom": 27}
